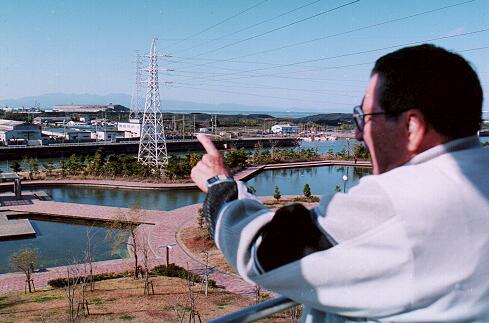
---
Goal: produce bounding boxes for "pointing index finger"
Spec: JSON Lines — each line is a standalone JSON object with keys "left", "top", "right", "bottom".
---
{"left": 197, "top": 133, "right": 219, "bottom": 156}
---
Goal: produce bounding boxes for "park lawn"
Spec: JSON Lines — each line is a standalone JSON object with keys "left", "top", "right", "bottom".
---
{"left": 0, "top": 275, "right": 285, "bottom": 322}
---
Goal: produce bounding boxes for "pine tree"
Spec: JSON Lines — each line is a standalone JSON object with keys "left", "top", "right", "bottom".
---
{"left": 274, "top": 185, "right": 281, "bottom": 201}
{"left": 303, "top": 184, "right": 311, "bottom": 198}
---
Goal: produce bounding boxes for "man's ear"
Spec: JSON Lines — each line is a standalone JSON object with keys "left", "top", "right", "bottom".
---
{"left": 405, "top": 110, "right": 427, "bottom": 153}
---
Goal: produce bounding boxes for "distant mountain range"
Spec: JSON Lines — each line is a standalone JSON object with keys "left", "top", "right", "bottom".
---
{"left": 0, "top": 93, "right": 319, "bottom": 115}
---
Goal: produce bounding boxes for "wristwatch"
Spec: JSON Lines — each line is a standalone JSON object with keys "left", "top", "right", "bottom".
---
{"left": 206, "top": 174, "right": 234, "bottom": 188}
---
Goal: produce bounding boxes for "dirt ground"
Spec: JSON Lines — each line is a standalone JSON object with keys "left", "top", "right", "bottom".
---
{"left": 179, "top": 226, "right": 235, "bottom": 273}
{"left": 0, "top": 275, "right": 295, "bottom": 322}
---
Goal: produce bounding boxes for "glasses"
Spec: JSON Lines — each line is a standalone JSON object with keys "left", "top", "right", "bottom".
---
{"left": 352, "top": 105, "right": 389, "bottom": 131}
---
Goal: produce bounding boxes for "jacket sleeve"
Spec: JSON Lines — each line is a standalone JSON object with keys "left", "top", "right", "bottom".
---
{"left": 214, "top": 177, "right": 414, "bottom": 318}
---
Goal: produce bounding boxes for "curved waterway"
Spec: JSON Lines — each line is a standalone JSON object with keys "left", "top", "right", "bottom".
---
{"left": 1, "top": 165, "right": 371, "bottom": 274}
{"left": 27, "top": 165, "right": 372, "bottom": 210}
{"left": 247, "top": 165, "right": 371, "bottom": 196}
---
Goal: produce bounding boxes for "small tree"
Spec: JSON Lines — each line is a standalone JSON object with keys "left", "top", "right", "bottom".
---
{"left": 25, "top": 158, "right": 39, "bottom": 180}
{"left": 9, "top": 248, "right": 39, "bottom": 293}
{"left": 65, "top": 261, "right": 83, "bottom": 323}
{"left": 303, "top": 183, "right": 311, "bottom": 199}
{"left": 106, "top": 205, "right": 144, "bottom": 279}
{"left": 202, "top": 251, "right": 210, "bottom": 297}
{"left": 273, "top": 185, "right": 281, "bottom": 201}
{"left": 10, "top": 161, "right": 22, "bottom": 173}
{"left": 140, "top": 235, "right": 154, "bottom": 295}
{"left": 43, "top": 160, "right": 55, "bottom": 177}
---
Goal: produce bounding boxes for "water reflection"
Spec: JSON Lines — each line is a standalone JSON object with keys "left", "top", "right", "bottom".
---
{"left": 0, "top": 218, "right": 127, "bottom": 274}
{"left": 31, "top": 187, "right": 205, "bottom": 211}
{"left": 246, "top": 166, "right": 372, "bottom": 196}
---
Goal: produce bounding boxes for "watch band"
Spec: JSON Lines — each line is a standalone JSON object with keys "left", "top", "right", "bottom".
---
{"left": 206, "top": 174, "right": 234, "bottom": 188}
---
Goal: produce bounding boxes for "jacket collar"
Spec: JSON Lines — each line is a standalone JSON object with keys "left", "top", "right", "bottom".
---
{"left": 406, "top": 135, "right": 481, "bottom": 166}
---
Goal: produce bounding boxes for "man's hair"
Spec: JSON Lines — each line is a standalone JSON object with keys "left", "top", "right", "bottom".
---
{"left": 372, "top": 44, "right": 483, "bottom": 139}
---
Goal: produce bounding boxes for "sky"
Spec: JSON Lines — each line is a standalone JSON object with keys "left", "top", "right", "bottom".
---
{"left": 1, "top": 0, "right": 488, "bottom": 113}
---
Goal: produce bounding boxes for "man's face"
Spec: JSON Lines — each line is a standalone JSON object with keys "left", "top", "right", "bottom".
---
{"left": 355, "top": 73, "right": 410, "bottom": 175}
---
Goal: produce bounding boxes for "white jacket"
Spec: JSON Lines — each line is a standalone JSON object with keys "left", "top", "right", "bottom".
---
{"left": 214, "top": 136, "right": 489, "bottom": 322}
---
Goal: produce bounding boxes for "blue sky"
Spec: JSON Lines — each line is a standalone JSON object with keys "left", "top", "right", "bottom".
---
{"left": 1, "top": 0, "right": 488, "bottom": 113}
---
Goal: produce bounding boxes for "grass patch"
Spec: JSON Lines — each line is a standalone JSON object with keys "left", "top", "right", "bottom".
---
{"left": 33, "top": 296, "right": 60, "bottom": 303}
{"left": 119, "top": 314, "right": 135, "bottom": 320}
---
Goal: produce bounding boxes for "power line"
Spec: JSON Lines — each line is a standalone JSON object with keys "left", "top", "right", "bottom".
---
{"left": 228, "top": 0, "right": 477, "bottom": 61}
{"left": 168, "top": 0, "right": 269, "bottom": 50}
{"left": 184, "top": 27, "right": 489, "bottom": 82}
{"left": 178, "top": 0, "right": 323, "bottom": 53}
{"left": 192, "top": 0, "right": 362, "bottom": 57}
{"left": 170, "top": 0, "right": 476, "bottom": 72}
{"left": 172, "top": 80, "right": 358, "bottom": 97}
{"left": 166, "top": 45, "right": 489, "bottom": 109}
{"left": 167, "top": 84, "right": 355, "bottom": 106}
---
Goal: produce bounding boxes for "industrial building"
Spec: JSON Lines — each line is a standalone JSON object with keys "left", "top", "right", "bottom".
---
{"left": 42, "top": 128, "right": 92, "bottom": 141}
{"left": 52, "top": 104, "right": 129, "bottom": 113}
{"left": 117, "top": 120, "right": 142, "bottom": 138}
{"left": 0, "top": 119, "right": 42, "bottom": 145}
{"left": 271, "top": 124, "right": 300, "bottom": 135}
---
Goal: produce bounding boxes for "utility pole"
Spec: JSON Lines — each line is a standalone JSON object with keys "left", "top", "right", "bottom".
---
{"left": 193, "top": 114, "right": 196, "bottom": 136}
{"left": 138, "top": 37, "right": 169, "bottom": 169}
{"left": 182, "top": 114, "right": 185, "bottom": 139}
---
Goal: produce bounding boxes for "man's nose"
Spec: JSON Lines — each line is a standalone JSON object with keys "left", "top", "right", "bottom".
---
{"left": 355, "top": 128, "right": 364, "bottom": 141}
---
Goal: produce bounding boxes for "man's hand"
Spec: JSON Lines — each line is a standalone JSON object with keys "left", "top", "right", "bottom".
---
{"left": 191, "top": 134, "right": 231, "bottom": 193}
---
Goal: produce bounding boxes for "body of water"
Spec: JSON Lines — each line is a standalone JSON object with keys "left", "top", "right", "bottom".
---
{"left": 247, "top": 166, "right": 371, "bottom": 196}
{"left": 33, "top": 187, "right": 205, "bottom": 211}
{"left": 0, "top": 218, "right": 128, "bottom": 274}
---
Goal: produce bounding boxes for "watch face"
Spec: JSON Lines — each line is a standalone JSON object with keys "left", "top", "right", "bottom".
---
{"left": 207, "top": 176, "right": 219, "bottom": 185}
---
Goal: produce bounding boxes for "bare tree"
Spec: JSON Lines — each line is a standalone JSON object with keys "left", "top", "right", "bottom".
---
{"left": 65, "top": 261, "right": 83, "bottom": 323}
{"left": 75, "top": 228, "right": 96, "bottom": 317}
{"left": 106, "top": 205, "right": 144, "bottom": 279}
{"left": 84, "top": 227, "right": 96, "bottom": 292}
{"left": 186, "top": 263, "right": 201, "bottom": 323}
{"left": 202, "top": 251, "right": 210, "bottom": 297}
{"left": 140, "top": 234, "right": 154, "bottom": 295}
{"left": 9, "top": 248, "right": 39, "bottom": 293}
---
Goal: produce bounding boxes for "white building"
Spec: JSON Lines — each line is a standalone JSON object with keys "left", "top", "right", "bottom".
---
{"left": 53, "top": 104, "right": 129, "bottom": 113}
{"left": 42, "top": 129, "right": 92, "bottom": 141}
{"left": 0, "top": 119, "right": 42, "bottom": 145}
{"left": 117, "top": 120, "right": 142, "bottom": 138}
{"left": 91, "top": 130, "right": 124, "bottom": 142}
{"left": 271, "top": 124, "right": 299, "bottom": 135}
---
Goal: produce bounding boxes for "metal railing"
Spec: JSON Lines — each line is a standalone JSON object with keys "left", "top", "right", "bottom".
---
{"left": 209, "top": 296, "right": 298, "bottom": 323}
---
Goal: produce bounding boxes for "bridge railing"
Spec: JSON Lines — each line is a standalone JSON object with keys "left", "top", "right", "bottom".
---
{"left": 208, "top": 296, "right": 298, "bottom": 323}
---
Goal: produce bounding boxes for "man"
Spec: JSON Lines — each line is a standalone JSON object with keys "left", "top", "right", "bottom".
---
{"left": 191, "top": 44, "right": 489, "bottom": 321}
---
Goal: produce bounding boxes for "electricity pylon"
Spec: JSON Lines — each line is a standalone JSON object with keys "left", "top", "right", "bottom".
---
{"left": 129, "top": 51, "right": 144, "bottom": 121}
{"left": 138, "top": 38, "right": 169, "bottom": 169}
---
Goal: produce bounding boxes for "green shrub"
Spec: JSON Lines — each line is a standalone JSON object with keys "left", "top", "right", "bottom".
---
{"left": 47, "top": 271, "right": 131, "bottom": 288}
{"left": 151, "top": 264, "right": 217, "bottom": 287}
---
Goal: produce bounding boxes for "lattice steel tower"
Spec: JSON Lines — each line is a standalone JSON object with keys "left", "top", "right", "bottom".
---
{"left": 138, "top": 38, "right": 169, "bottom": 169}
{"left": 129, "top": 51, "right": 144, "bottom": 121}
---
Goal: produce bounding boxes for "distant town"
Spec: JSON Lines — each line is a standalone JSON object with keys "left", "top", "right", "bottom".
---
{"left": 0, "top": 102, "right": 359, "bottom": 149}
